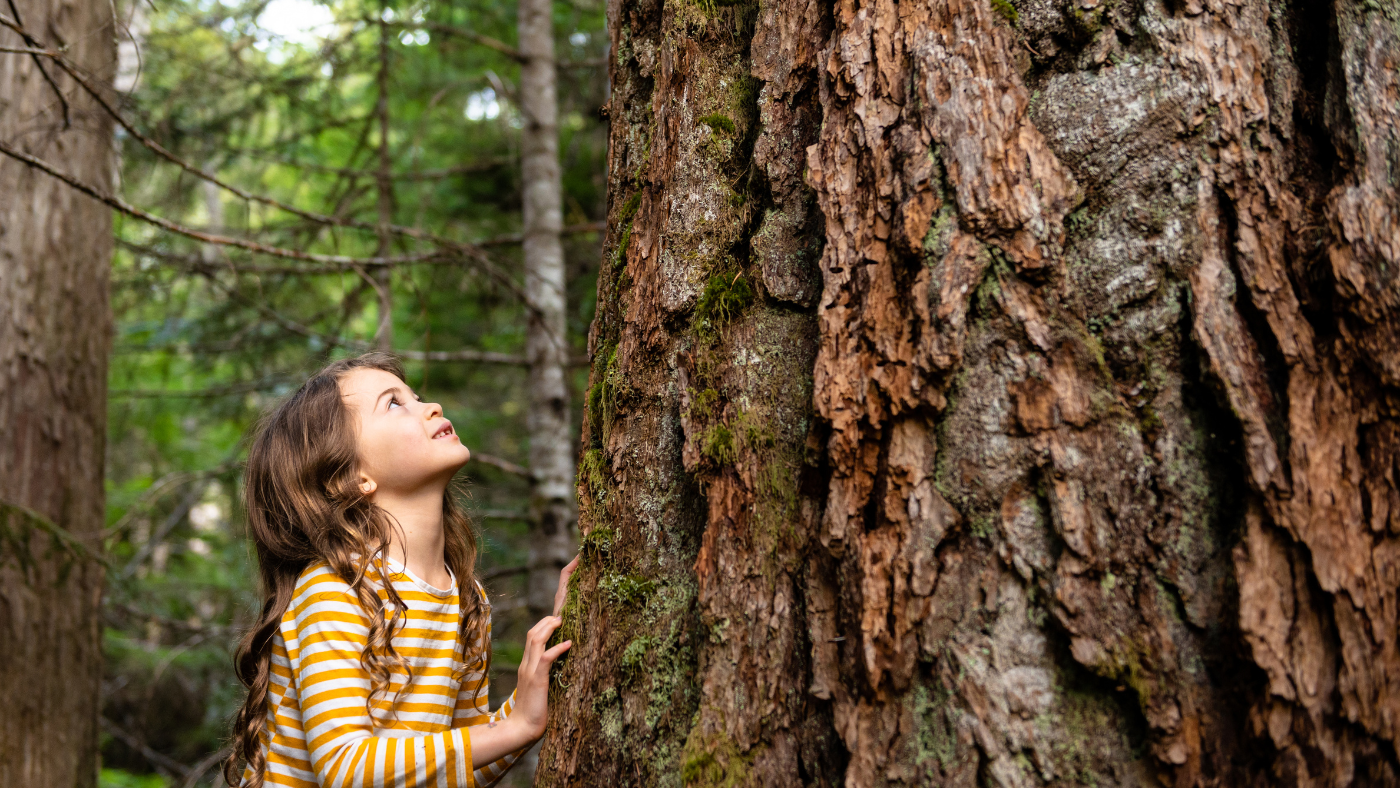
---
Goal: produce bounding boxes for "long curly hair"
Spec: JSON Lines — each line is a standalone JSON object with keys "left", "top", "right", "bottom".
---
{"left": 222, "top": 353, "right": 489, "bottom": 788}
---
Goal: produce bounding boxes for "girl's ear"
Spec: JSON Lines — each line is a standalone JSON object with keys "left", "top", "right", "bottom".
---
{"left": 359, "top": 474, "right": 378, "bottom": 496}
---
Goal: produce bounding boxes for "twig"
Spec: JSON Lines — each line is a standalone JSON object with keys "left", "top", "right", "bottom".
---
{"left": 108, "top": 378, "right": 295, "bottom": 398}
{"left": 470, "top": 454, "right": 534, "bottom": 478}
{"left": 0, "top": 44, "right": 59, "bottom": 55}
{"left": 479, "top": 221, "right": 605, "bottom": 247}
{"left": 481, "top": 564, "right": 529, "bottom": 582}
{"left": 178, "top": 746, "right": 233, "bottom": 788}
{"left": 384, "top": 19, "right": 525, "bottom": 62}
{"left": 100, "top": 716, "right": 192, "bottom": 779}
{"left": 104, "top": 467, "right": 227, "bottom": 541}
{"left": 121, "top": 482, "right": 206, "bottom": 578}
{"left": 477, "top": 509, "right": 531, "bottom": 520}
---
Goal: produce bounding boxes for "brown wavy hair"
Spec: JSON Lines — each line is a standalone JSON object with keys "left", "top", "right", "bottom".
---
{"left": 223, "top": 353, "right": 489, "bottom": 788}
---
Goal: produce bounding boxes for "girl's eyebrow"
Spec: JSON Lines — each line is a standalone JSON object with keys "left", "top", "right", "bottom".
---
{"left": 374, "top": 387, "right": 401, "bottom": 409}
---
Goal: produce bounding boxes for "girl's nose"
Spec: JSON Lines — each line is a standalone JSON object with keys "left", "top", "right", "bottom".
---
{"left": 424, "top": 401, "right": 443, "bottom": 419}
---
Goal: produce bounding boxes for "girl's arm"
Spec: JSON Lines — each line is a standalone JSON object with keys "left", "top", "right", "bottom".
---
{"left": 290, "top": 581, "right": 566, "bottom": 787}
{"left": 471, "top": 558, "right": 578, "bottom": 787}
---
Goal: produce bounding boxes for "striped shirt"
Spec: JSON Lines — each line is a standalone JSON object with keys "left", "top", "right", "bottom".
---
{"left": 242, "top": 558, "right": 523, "bottom": 788}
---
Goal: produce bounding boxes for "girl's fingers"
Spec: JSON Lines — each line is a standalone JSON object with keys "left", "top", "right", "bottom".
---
{"left": 522, "top": 616, "right": 563, "bottom": 673}
{"left": 542, "top": 640, "right": 572, "bottom": 662}
{"left": 553, "top": 556, "right": 578, "bottom": 616}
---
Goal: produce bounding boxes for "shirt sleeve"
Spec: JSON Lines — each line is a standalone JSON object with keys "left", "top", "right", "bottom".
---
{"left": 462, "top": 581, "right": 530, "bottom": 788}
{"left": 291, "top": 582, "right": 475, "bottom": 788}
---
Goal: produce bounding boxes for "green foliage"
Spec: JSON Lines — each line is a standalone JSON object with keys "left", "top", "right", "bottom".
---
{"left": 100, "top": 769, "right": 170, "bottom": 788}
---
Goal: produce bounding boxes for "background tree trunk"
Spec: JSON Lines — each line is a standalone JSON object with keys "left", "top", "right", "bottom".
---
{"left": 538, "top": 0, "right": 1400, "bottom": 783}
{"left": 520, "top": 0, "right": 577, "bottom": 624}
{"left": 0, "top": 0, "right": 115, "bottom": 785}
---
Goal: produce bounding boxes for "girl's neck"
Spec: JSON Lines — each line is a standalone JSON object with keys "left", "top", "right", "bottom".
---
{"left": 374, "top": 483, "right": 452, "bottom": 590}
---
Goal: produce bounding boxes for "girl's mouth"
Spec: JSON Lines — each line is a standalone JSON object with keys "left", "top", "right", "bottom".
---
{"left": 432, "top": 423, "right": 456, "bottom": 440}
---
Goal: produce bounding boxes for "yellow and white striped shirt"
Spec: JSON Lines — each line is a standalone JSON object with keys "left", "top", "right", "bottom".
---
{"left": 243, "top": 558, "right": 523, "bottom": 788}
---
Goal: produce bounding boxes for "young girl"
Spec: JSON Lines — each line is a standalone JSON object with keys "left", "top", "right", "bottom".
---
{"left": 223, "top": 353, "right": 576, "bottom": 788}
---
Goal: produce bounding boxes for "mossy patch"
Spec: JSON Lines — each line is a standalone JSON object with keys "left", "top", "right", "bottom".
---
{"left": 685, "top": 387, "right": 720, "bottom": 421}
{"left": 991, "top": 0, "right": 1018, "bottom": 24}
{"left": 601, "top": 571, "right": 657, "bottom": 607}
{"left": 699, "top": 113, "right": 737, "bottom": 136}
{"left": 911, "top": 681, "right": 958, "bottom": 770}
{"left": 587, "top": 343, "right": 621, "bottom": 444}
{"left": 621, "top": 635, "right": 655, "bottom": 682}
{"left": 580, "top": 449, "right": 609, "bottom": 500}
{"left": 680, "top": 728, "right": 757, "bottom": 788}
{"left": 580, "top": 525, "right": 615, "bottom": 561}
{"left": 700, "top": 423, "right": 737, "bottom": 465}
{"left": 694, "top": 272, "right": 754, "bottom": 337}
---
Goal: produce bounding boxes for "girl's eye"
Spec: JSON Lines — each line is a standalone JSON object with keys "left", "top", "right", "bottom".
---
{"left": 388, "top": 398, "right": 401, "bottom": 410}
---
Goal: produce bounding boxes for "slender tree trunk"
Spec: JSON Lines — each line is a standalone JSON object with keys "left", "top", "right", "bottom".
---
{"left": 0, "top": 0, "right": 115, "bottom": 785}
{"left": 519, "top": 0, "right": 576, "bottom": 624}
{"left": 538, "top": 0, "right": 1400, "bottom": 784}
{"left": 374, "top": 18, "right": 395, "bottom": 352}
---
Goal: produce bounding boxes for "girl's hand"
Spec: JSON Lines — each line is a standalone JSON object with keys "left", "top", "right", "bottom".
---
{"left": 511, "top": 615, "right": 571, "bottom": 741}
{"left": 553, "top": 554, "right": 579, "bottom": 616}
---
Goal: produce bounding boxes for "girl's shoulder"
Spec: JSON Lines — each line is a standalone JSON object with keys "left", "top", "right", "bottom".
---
{"left": 288, "top": 559, "right": 381, "bottom": 613}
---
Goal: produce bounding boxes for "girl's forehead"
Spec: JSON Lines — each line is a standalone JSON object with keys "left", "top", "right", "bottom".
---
{"left": 339, "top": 368, "right": 410, "bottom": 405}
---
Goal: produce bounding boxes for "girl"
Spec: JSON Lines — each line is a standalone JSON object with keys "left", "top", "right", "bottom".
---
{"left": 222, "top": 353, "right": 576, "bottom": 788}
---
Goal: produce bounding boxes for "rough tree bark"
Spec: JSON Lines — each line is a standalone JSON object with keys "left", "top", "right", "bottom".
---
{"left": 519, "top": 0, "right": 577, "bottom": 625}
{"left": 537, "top": 0, "right": 1400, "bottom": 782}
{"left": 0, "top": 0, "right": 115, "bottom": 785}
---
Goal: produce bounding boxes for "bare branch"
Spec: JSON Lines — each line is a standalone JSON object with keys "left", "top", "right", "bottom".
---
{"left": 0, "top": 9, "right": 68, "bottom": 127}
{"left": 0, "top": 140, "right": 530, "bottom": 291}
{"left": 471, "top": 453, "right": 534, "bottom": 478}
{"left": 108, "top": 378, "right": 294, "bottom": 398}
{"left": 481, "top": 564, "right": 529, "bottom": 582}
{"left": 265, "top": 156, "right": 513, "bottom": 181}
{"left": 99, "top": 717, "right": 192, "bottom": 779}
{"left": 177, "top": 747, "right": 233, "bottom": 788}
{"left": 559, "top": 57, "right": 608, "bottom": 69}
{"left": 0, "top": 44, "right": 59, "bottom": 56}
{"left": 117, "top": 239, "right": 458, "bottom": 274}
{"left": 479, "top": 220, "right": 605, "bottom": 246}
{"left": 0, "top": 15, "right": 531, "bottom": 302}
{"left": 400, "top": 349, "right": 530, "bottom": 364}
{"left": 385, "top": 19, "right": 525, "bottom": 62}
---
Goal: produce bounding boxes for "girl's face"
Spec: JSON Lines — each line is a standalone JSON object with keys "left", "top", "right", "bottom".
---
{"left": 339, "top": 367, "right": 471, "bottom": 495}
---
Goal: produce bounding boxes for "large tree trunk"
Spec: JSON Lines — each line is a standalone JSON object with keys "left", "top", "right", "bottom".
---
{"left": 538, "top": 0, "right": 1400, "bottom": 782}
{"left": 0, "top": 0, "right": 115, "bottom": 785}
{"left": 519, "top": 0, "right": 577, "bottom": 623}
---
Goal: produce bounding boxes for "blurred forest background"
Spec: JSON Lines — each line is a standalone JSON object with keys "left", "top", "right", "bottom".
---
{"left": 97, "top": 0, "right": 607, "bottom": 783}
